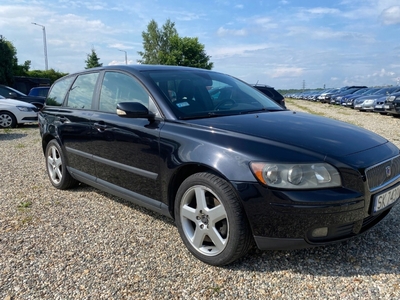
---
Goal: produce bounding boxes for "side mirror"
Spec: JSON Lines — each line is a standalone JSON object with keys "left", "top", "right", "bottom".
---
{"left": 8, "top": 92, "right": 17, "bottom": 99}
{"left": 116, "top": 102, "right": 152, "bottom": 118}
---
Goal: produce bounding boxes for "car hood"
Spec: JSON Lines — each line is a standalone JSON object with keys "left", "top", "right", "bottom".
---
{"left": 188, "top": 111, "right": 388, "bottom": 158}
{"left": 0, "top": 98, "right": 36, "bottom": 108}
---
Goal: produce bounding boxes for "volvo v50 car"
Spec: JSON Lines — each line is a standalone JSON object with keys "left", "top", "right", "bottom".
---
{"left": 38, "top": 65, "right": 400, "bottom": 266}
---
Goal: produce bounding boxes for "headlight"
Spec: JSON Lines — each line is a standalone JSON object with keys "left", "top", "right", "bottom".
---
{"left": 250, "top": 162, "right": 341, "bottom": 189}
{"left": 388, "top": 96, "right": 395, "bottom": 102}
{"left": 17, "top": 106, "right": 34, "bottom": 112}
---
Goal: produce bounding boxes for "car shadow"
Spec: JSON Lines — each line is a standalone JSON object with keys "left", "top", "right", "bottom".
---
{"left": 0, "top": 132, "right": 29, "bottom": 140}
{"left": 68, "top": 183, "right": 399, "bottom": 277}
{"left": 0, "top": 124, "right": 38, "bottom": 140}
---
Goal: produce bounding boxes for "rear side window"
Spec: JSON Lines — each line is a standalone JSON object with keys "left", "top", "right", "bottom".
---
{"left": 46, "top": 76, "right": 75, "bottom": 106}
{"left": 66, "top": 73, "right": 99, "bottom": 109}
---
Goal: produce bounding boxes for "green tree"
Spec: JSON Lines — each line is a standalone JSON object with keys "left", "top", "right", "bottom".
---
{"left": 0, "top": 35, "right": 17, "bottom": 85}
{"left": 26, "top": 69, "right": 68, "bottom": 84}
{"left": 138, "top": 19, "right": 178, "bottom": 65}
{"left": 13, "top": 60, "right": 31, "bottom": 76}
{"left": 138, "top": 19, "right": 213, "bottom": 69}
{"left": 85, "top": 48, "right": 103, "bottom": 69}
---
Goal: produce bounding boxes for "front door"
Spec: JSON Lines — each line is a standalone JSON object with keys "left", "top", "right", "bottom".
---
{"left": 90, "top": 71, "right": 164, "bottom": 201}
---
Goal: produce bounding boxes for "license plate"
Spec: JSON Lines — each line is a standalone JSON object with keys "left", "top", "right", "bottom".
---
{"left": 384, "top": 105, "right": 390, "bottom": 109}
{"left": 373, "top": 184, "right": 400, "bottom": 213}
{"left": 375, "top": 105, "right": 382, "bottom": 109}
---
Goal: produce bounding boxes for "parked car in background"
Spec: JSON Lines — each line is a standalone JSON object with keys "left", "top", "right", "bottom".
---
{"left": 0, "top": 96, "right": 39, "bottom": 128}
{"left": 383, "top": 91, "right": 400, "bottom": 116}
{"left": 345, "top": 88, "right": 379, "bottom": 108}
{"left": 341, "top": 88, "right": 373, "bottom": 107}
{"left": 252, "top": 84, "right": 286, "bottom": 108}
{"left": 373, "top": 96, "right": 389, "bottom": 115}
{"left": 317, "top": 88, "right": 339, "bottom": 102}
{"left": 39, "top": 65, "right": 400, "bottom": 266}
{"left": 355, "top": 87, "right": 400, "bottom": 111}
{"left": 330, "top": 87, "right": 367, "bottom": 105}
{"left": 0, "top": 85, "right": 45, "bottom": 109}
{"left": 322, "top": 86, "right": 367, "bottom": 104}
{"left": 28, "top": 86, "right": 50, "bottom": 98}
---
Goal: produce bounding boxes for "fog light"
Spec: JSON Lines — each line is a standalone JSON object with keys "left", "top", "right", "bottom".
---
{"left": 311, "top": 227, "right": 328, "bottom": 238}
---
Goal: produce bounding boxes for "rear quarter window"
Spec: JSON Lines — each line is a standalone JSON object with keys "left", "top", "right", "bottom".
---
{"left": 46, "top": 76, "right": 75, "bottom": 106}
{"left": 66, "top": 73, "right": 99, "bottom": 109}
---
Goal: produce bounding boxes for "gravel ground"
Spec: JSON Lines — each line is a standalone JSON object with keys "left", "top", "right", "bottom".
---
{"left": 1, "top": 100, "right": 399, "bottom": 299}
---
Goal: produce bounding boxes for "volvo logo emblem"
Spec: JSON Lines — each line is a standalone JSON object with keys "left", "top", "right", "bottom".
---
{"left": 385, "top": 166, "right": 391, "bottom": 178}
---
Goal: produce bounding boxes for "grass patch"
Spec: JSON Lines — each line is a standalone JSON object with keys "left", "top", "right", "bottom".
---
{"left": 15, "top": 143, "right": 26, "bottom": 148}
{"left": 21, "top": 216, "right": 33, "bottom": 225}
{"left": 287, "top": 101, "right": 326, "bottom": 116}
{"left": 1, "top": 128, "right": 12, "bottom": 133}
{"left": 208, "top": 286, "right": 221, "bottom": 293}
{"left": 18, "top": 200, "right": 32, "bottom": 210}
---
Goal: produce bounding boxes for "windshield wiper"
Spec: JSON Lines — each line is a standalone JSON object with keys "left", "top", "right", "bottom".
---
{"left": 178, "top": 111, "right": 239, "bottom": 120}
{"left": 239, "top": 108, "right": 284, "bottom": 114}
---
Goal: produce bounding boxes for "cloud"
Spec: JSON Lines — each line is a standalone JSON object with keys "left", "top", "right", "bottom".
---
{"left": 369, "top": 68, "right": 395, "bottom": 78}
{"left": 270, "top": 67, "right": 304, "bottom": 78}
{"left": 286, "top": 26, "right": 373, "bottom": 42}
{"left": 306, "top": 7, "right": 340, "bottom": 15}
{"left": 380, "top": 6, "right": 400, "bottom": 25}
{"left": 211, "top": 43, "right": 270, "bottom": 58}
{"left": 217, "top": 27, "right": 247, "bottom": 36}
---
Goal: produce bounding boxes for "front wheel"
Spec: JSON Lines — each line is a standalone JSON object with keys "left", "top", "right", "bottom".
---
{"left": 175, "top": 172, "right": 253, "bottom": 266}
{"left": 0, "top": 111, "right": 17, "bottom": 128}
{"left": 45, "top": 140, "right": 78, "bottom": 189}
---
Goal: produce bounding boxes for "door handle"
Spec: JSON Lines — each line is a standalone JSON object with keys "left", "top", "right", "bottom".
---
{"left": 94, "top": 122, "right": 108, "bottom": 131}
{"left": 58, "top": 116, "right": 69, "bottom": 123}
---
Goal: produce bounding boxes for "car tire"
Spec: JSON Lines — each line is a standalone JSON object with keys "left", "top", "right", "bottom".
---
{"left": 45, "top": 139, "right": 78, "bottom": 190}
{"left": 175, "top": 172, "right": 253, "bottom": 266}
{"left": 0, "top": 111, "right": 17, "bottom": 128}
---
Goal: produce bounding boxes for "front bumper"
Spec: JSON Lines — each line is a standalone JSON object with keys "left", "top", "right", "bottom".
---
{"left": 385, "top": 103, "right": 400, "bottom": 115}
{"left": 233, "top": 165, "right": 400, "bottom": 250}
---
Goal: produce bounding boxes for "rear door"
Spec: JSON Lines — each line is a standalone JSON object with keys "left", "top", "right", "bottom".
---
{"left": 50, "top": 72, "right": 100, "bottom": 178}
{"left": 90, "top": 70, "right": 164, "bottom": 201}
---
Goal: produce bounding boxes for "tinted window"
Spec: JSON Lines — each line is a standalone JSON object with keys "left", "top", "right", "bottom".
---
{"left": 66, "top": 72, "right": 99, "bottom": 109}
{"left": 46, "top": 76, "right": 75, "bottom": 106}
{"left": 147, "top": 70, "right": 282, "bottom": 118}
{"left": 99, "top": 71, "right": 150, "bottom": 113}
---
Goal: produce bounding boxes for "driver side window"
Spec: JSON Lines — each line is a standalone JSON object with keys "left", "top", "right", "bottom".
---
{"left": 99, "top": 72, "right": 151, "bottom": 113}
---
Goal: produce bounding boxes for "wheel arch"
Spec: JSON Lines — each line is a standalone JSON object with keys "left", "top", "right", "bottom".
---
{"left": 41, "top": 133, "right": 57, "bottom": 155}
{"left": 167, "top": 163, "right": 233, "bottom": 219}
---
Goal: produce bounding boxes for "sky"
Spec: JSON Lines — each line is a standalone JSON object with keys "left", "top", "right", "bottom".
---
{"left": 1, "top": 0, "right": 400, "bottom": 90}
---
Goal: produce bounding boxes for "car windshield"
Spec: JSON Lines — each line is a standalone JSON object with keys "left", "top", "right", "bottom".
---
{"left": 3, "top": 85, "right": 26, "bottom": 96}
{"left": 146, "top": 70, "right": 283, "bottom": 119}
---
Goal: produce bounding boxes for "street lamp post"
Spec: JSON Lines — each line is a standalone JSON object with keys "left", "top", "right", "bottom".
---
{"left": 32, "top": 22, "right": 48, "bottom": 70}
{"left": 118, "top": 49, "right": 128, "bottom": 65}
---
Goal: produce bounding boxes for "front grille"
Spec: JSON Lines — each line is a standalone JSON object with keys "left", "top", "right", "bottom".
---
{"left": 365, "top": 155, "right": 400, "bottom": 191}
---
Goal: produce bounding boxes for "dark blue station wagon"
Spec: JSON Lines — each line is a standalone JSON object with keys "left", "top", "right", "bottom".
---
{"left": 39, "top": 65, "right": 400, "bottom": 265}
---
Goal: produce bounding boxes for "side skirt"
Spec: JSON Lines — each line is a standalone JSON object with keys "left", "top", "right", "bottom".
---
{"left": 68, "top": 167, "right": 172, "bottom": 218}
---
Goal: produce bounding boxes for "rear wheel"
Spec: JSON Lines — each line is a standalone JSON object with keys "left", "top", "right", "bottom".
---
{"left": 45, "top": 140, "right": 78, "bottom": 189}
{"left": 0, "top": 111, "right": 17, "bottom": 128}
{"left": 175, "top": 172, "right": 253, "bottom": 266}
